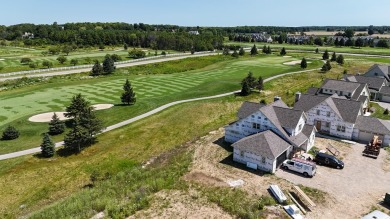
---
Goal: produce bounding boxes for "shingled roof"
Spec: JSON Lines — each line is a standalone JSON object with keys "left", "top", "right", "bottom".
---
{"left": 294, "top": 94, "right": 362, "bottom": 123}
{"left": 237, "top": 102, "right": 264, "bottom": 119}
{"left": 321, "top": 79, "right": 361, "bottom": 94}
{"left": 365, "top": 64, "right": 390, "bottom": 81}
{"left": 379, "top": 86, "right": 390, "bottom": 96}
{"left": 273, "top": 106, "right": 305, "bottom": 130}
{"left": 355, "top": 116, "right": 390, "bottom": 135}
{"left": 232, "top": 130, "right": 291, "bottom": 159}
{"left": 344, "top": 75, "right": 385, "bottom": 91}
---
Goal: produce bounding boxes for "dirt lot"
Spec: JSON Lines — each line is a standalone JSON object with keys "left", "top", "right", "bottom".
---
{"left": 131, "top": 129, "right": 390, "bottom": 218}
{"left": 277, "top": 137, "right": 390, "bottom": 219}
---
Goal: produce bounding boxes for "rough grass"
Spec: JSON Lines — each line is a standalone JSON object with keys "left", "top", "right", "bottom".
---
{"left": 371, "top": 102, "right": 390, "bottom": 120}
{"left": 298, "top": 185, "right": 327, "bottom": 204}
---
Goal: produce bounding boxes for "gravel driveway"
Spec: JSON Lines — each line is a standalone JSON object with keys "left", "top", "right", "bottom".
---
{"left": 276, "top": 142, "right": 390, "bottom": 219}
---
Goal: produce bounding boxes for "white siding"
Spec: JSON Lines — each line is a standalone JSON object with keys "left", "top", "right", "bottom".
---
{"left": 292, "top": 115, "right": 306, "bottom": 136}
{"left": 233, "top": 148, "right": 275, "bottom": 173}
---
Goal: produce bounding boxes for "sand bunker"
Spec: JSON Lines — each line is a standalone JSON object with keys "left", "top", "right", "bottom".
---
{"left": 92, "top": 104, "right": 114, "bottom": 110}
{"left": 29, "top": 112, "right": 68, "bottom": 123}
{"left": 0, "top": 59, "right": 4, "bottom": 61}
{"left": 29, "top": 104, "right": 114, "bottom": 123}
{"left": 283, "top": 60, "right": 312, "bottom": 65}
{"left": 283, "top": 56, "right": 292, "bottom": 58}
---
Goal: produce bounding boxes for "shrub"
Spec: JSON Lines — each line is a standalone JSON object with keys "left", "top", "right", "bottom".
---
{"left": 384, "top": 108, "right": 389, "bottom": 115}
{"left": 1, "top": 125, "right": 20, "bottom": 140}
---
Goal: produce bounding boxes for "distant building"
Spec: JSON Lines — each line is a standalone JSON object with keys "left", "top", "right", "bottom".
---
{"left": 188, "top": 31, "right": 199, "bottom": 35}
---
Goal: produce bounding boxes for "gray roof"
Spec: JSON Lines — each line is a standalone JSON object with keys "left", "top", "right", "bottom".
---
{"left": 355, "top": 116, "right": 390, "bottom": 135}
{"left": 302, "top": 124, "right": 316, "bottom": 137}
{"left": 307, "top": 87, "right": 319, "bottom": 95}
{"left": 365, "top": 64, "right": 390, "bottom": 81}
{"left": 294, "top": 94, "right": 362, "bottom": 123}
{"left": 321, "top": 79, "right": 361, "bottom": 94}
{"left": 380, "top": 86, "right": 390, "bottom": 96}
{"left": 237, "top": 102, "right": 264, "bottom": 119}
{"left": 345, "top": 75, "right": 385, "bottom": 91}
{"left": 273, "top": 106, "right": 304, "bottom": 130}
{"left": 232, "top": 130, "right": 291, "bottom": 159}
{"left": 351, "top": 84, "right": 367, "bottom": 101}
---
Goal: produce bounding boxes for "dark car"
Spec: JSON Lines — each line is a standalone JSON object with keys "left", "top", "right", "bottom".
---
{"left": 314, "top": 152, "right": 344, "bottom": 169}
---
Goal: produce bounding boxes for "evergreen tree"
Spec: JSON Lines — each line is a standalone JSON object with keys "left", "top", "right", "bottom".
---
{"left": 41, "top": 133, "right": 55, "bottom": 157}
{"left": 280, "top": 47, "right": 286, "bottom": 56}
{"left": 326, "top": 60, "right": 332, "bottom": 70}
{"left": 239, "top": 47, "right": 245, "bottom": 56}
{"left": 90, "top": 60, "right": 103, "bottom": 76}
{"left": 64, "top": 124, "right": 88, "bottom": 152}
{"left": 336, "top": 54, "right": 345, "bottom": 65}
{"left": 48, "top": 113, "right": 65, "bottom": 135}
{"left": 121, "top": 79, "right": 136, "bottom": 105}
{"left": 339, "top": 38, "right": 345, "bottom": 47}
{"left": 331, "top": 52, "right": 337, "bottom": 62}
{"left": 222, "top": 46, "right": 230, "bottom": 55}
{"left": 57, "top": 55, "right": 67, "bottom": 64}
{"left": 322, "top": 50, "right": 329, "bottom": 60}
{"left": 231, "top": 49, "right": 239, "bottom": 58}
{"left": 334, "top": 38, "right": 339, "bottom": 47}
{"left": 267, "top": 46, "right": 271, "bottom": 54}
{"left": 262, "top": 45, "right": 267, "bottom": 54}
{"left": 240, "top": 80, "right": 251, "bottom": 96}
{"left": 124, "top": 43, "right": 128, "bottom": 50}
{"left": 315, "top": 48, "right": 319, "bottom": 53}
{"left": 301, "top": 58, "right": 307, "bottom": 69}
{"left": 321, "top": 63, "right": 329, "bottom": 72}
{"left": 70, "top": 59, "right": 78, "bottom": 66}
{"left": 256, "top": 76, "right": 264, "bottom": 91}
{"left": 1, "top": 125, "right": 20, "bottom": 140}
{"left": 241, "top": 71, "right": 257, "bottom": 88}
{"left": 65, "top": 94, "right": 90, "bottom": 121}
{"left": 300, "top": 58, "right": 307, "bottom": 69}
{"left": 250, "top": 44, "right": 258, "bottom": 55}
{"left": 102, "top": 55, "right": 115, "bottom": 74}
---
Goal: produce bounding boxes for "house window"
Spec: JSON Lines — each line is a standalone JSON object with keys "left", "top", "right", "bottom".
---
{"left": 252, "top": 123, "right": 260, "bottom": 129}
{"left": 236, "top": 123, "right": 239, "bottom": 126}
{"left": 327, "top": 112, "right": 331, "bottom": 117}
{"left": 316, "top": 110, "right": 320, "bottom": 115}
{"left": 375, "top": 72, "right": 378, "bottom": 76}
{"left": 258, "top": 116, "right": 261, "bottom": 119}
{"left": 298, "top": 124, "right": 303, "bottom": 131}
{"left": 262, "top": 157, "right": 266, "bottom": 163}
{"left": 240, "top": 150, "right": 244, "bottom": 157}
{"left": 251, "top": 115, "right": 255, "bottom": 118}
{"left": 337, "top": 125, "right": 346, "bottom": 132}
{"left": 326, "top": 122, "right": 330, "bottom": 128}
{"left": 264, "top": 118, "right": 268, "bottom": 121}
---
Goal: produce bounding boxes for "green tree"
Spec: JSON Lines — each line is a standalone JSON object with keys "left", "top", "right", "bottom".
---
{"left": 377, "top": 39, "right": 389, "bottom": 48}
{"left": 65, "top": 94, "right": 90, "bottom": 120}
{"left": 331, "top": 52, "right": 337, "bottom": 62}
{"left": 103, "top": 55, "right": 115, "bottom": 74}
{"left": 124, "top": 43, "right": 128, "bottom": 50}
{"left": 48, "top": 113, "right": 65, "bottom": 135}
{"left": 344, "top": 29, "right": 355, "bottom": 38}
{"left": 1, "top": 125, "right": 19, "bottom": 140}
{"left": 20, "top": 57, "right": 32, "bottom": 64}
{"left": 70, "top": 59, "right": 78, "bottom": 66}
{"left": 64, "top": 125, "right": 88, "bottom": 153}
{"left": 29, "top": 62, "right": 38, "bottom": 69}
{"left": 90, "top": 60, "right": 103, "bottom": 76}
{"left": 262, "top": 45, "right": 267, "bottom": 54}
{"left": 280, "top": 47, "right": 286, "bottom": 56}
{"left": 62, "top": 46, "right": 72, "bottom": 56}
{"left": 222, "top": 46, "right": 230, "bottom": 55}
{"left": 110, "top": 54, "right": 121, "bottom": 62}
{"left": 300, "top": 58, "right": 307, "bottom": 69}
{"left": 40, "top": 133, "right": 55, "bottom": 157}
{"left": 231, "top": 49, "right": 239, "bottom": 58}
{"left": 368, "top": 26, "right": 374, "bottom": 35}
{"left": 355, "top": 38, "right": 364, "bottom": 48}
{"left": 242, "top": 71, "right": 257, "bottom": 88}
{"left": 315, "top": 48, "right": 319, "bottom": 53}
{"left": 384, "top": 108, "right": 389, "bottom": 115}
{"left": 336, "top": 54, "right": 345, "bottom": 65}
{"left": 42, "top": 60, "right": 53, "bottom": 68}
{"left": 321, "top": 63, "right": 329, "bottom": 72}
{"left": 250, "top": 44, "right": 258, "bottom": 55}
{"left": 322, "top": 50, "right": 329, "bottom": 60}
{"left": 161, "top": 51, "right": 166, "bottom": 56}
{"left": 121, "top": 79, "right": 136, "bottom": 105}
{"left": 256, "top": 76, "right": 264, "bottom": 91}
{"left": 314, "top": 37, "right": 323, "bottom": 46}
{"left": 266, "top": 46, "right": 271, "bottom": 54}
{"left": 239, "top": 47, "right": 245, "bottom": 56}
{"left": 57, "top": 55, "right": 67, "bottom": 64}
{"left": 240, "top": 80, "right": 251, "bottom": 96}
{"left": 326, "top": 60, "right": 332, "bottom": 70}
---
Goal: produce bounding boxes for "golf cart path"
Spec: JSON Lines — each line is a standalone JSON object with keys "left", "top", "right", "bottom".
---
{"left": 0, "top": 68, "right": 319, "bottom": 161}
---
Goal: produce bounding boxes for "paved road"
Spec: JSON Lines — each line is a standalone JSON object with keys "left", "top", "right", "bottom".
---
{"left": 0, "top": 52, "right": 216, "bottom": 82}
{"left": 0, "top": 68, "right": 319, "bottom": 161}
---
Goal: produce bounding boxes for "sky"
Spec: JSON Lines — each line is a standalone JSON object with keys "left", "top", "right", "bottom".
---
{"left": 1, "top": 0, "right": 390, "bottom": 27}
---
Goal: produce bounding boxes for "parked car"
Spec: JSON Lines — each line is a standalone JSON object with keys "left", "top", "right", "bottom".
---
{"left": 281, "top": 158, "right": 316, "bottom": 177}
{"left": 314, "top": 152, "right": 344, "bottom": 169}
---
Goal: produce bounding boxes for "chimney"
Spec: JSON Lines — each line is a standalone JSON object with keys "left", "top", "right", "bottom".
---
{"left": 274, "top": 96, "right": 281, "bottom": 102}
{"left": 295, "top": 92, "right": 301, "bottom": 103}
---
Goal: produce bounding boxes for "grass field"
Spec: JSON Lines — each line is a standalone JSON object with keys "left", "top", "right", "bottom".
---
{"left": 0, "top": 54, "right": 322, "bottom": 154}
{"left": 303, "top": 31, "right": 390, "bottom": 38}
{"left": 227, "top": 41, "right": 390, "bottom": 56}
{"left": 0, "top": 46, "right": 170, "bottom": 73}
{"left": 0, "top": 59, "right": 350, "bottom": 218}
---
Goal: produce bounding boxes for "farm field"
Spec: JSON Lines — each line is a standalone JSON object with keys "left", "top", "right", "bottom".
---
{"left": 0, "top": 55, "right": 322, "bottom": 154}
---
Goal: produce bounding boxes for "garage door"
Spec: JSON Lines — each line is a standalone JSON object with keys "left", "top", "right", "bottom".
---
{"left": 381, "top": 95, "right": 390, "bottom": 103}
{"left": 358, "top": 131, "right": 384, "bottom": 143}
{"left": 276, "top": 151, "right": 287, "bottom": 167}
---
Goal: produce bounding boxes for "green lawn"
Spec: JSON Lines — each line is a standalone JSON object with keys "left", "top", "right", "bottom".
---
{"left": 0, "top": 54, "right": 322, "bottom": 154}
{"left": 0, "top": 46, "right": 170, "bottom": 73}
{"left": 227, "top": 41, "right": 390, "bottom": 56}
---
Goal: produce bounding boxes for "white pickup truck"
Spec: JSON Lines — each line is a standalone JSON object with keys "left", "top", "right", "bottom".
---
{"left": 281, "top": 158, "right": 316, "bottom": 177}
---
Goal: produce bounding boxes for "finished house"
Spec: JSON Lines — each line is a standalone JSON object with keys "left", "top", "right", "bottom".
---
{"left": 343, "top": 74, "right": 387, "bottom": 101}
{"left": 364, "top": 64, "right": 390, "bottom": 82}
{"left": 225, "top": 99, "right": 316, "bottom": 173}
{"left": 307, "top": 79, "right": 370, "bottom": 112}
